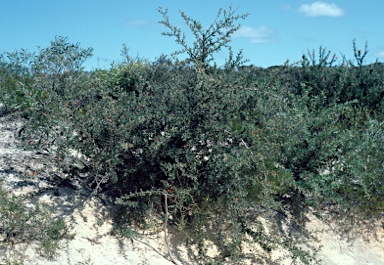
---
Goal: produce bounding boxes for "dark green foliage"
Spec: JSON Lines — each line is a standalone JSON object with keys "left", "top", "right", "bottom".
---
{"left": 1, "top": 6, "right": 384, "bottom": 265}
{"left": 287, "top": 41, "right": 384, "bottom": 111}
{"left": 337, "top": 119, "right": 384, "bottom": 215}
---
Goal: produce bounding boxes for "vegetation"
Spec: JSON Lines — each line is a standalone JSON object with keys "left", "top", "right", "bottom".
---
{"left": 0, "top": 182, "right": 73, "bottom": 264}
{"left": 1, "top": 6, "right": 384, "bottom": 264}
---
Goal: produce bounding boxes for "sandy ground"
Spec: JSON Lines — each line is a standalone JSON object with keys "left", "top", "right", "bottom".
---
{"left": 1, "top": 113, "right": 384, "bottom": 265}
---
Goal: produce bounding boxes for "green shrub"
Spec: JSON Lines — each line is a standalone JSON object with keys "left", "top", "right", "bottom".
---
{"left": 337, "top": 119, "right": 384, "bottom": 216}
{"left": 287, "top": 41, "right": 384, "bottom": 112}
{"left": 9, "top": 8, "right": 384, "bottom": 265}
{"left": 17, "top": 8, "right": 319, "bottom": 264}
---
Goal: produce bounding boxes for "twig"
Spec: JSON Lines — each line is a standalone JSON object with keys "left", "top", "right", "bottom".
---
{"left": 240, "top": 138, "right": 250, "bottom": 149}
{"left": 164, "top": 192, "right": 183, "bottom": 265}
{"left": 224, "top": 129, "right": 250, "bottom": 149}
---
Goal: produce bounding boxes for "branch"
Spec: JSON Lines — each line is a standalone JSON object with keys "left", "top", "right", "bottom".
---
{"left": 164, "top": 192, "right": 183, "bottom": 265}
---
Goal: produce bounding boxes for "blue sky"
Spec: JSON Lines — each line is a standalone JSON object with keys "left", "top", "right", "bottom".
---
{"left": 1, "top": 1, "right": 383, "bottom": 70}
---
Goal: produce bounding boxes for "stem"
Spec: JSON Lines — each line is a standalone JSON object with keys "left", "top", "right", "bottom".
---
{"left": 164, "top": 192, "right": 182, "bottom": 265}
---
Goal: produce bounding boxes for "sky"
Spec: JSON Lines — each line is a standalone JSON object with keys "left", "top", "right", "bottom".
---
{"left": 1, "top": 0, "right": 384, "bottom": 70}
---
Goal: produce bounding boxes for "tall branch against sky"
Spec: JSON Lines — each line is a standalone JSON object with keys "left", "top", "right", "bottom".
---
{"left": 157, "top": 5, "right": 248, "bottom": 69}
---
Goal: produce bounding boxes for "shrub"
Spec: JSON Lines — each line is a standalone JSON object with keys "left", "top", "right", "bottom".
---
{"left": 17, "top": 8, "right": 320, "bottom": 264}
{"left": 0, "top": 181, "right": 72, "bottom": 263}
{"left": 11, "top": 8, "right": 384, "bottom": 265}
{"left": 266, "top": 44, "right": 384, "bottom": 226}
{"left": 0, "top": 50, "right": 34, "bottom": 115}
{"left": 288, "top": 41, "right": 384, "bottom": 112}
{"left": 337, "top": 119, "right": 384, "bottom": 216}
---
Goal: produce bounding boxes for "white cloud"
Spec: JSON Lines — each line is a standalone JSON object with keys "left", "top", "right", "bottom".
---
{"left": 234, "top": 26, "right": 276, "bottom": 44}
{"left": 298, "top": 1, "right": 345, "bottom": 17}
